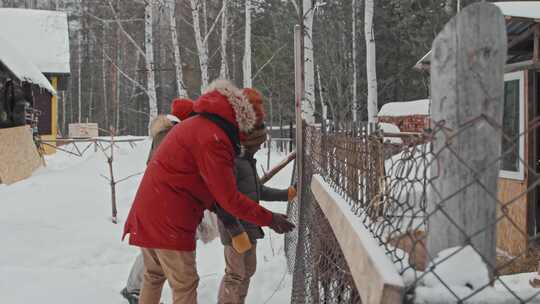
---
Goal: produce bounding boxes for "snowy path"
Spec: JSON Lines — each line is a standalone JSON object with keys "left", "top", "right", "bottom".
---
{"left": 0, "top": 140, "right": 292, "bottom": 303}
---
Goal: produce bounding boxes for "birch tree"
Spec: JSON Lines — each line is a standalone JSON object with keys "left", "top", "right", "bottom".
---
{"left": 102, "top": 27, "right": 109, "bottom": 129}
{"left": 219, "top": 0, "right": 229, "bottom": 79}
{"left": 351, "top": 0, "right": 358, "bottom": 122}
{"left": 167, "top": 0, "right": 187, "bottom": 97}
{"left": 190, "top": 0, "right": 209, "bottom": 90}
{"left": 243, "top": 0, "right": 252, "bottom": 88}
{"left": 77, "top": 0, "right": 83, "bottom": 122}
{"left": 364, "top": 0, "right": 377, "bottom": 123}
{"left": 102, "top": 0, "right": 158, "bottom": 127}
{"left": 316, "top": 64, "right": 327, "bottom": 121}
{"left": 144, "top": 0, "right": 158, "bottom": 121}
{"left": 77, "top": 27, "right": 83, "bottom": 122}
{"left": 303, "top": 0, "right": 316, "bottom": 124}
{"left": 190, "top": 0, "right": 226, "bottom": 91}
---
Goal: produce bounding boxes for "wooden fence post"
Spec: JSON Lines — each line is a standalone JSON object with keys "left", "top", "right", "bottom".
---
{"left": 289, "top": 120, "right": 294, "bottom": 153}
{"left": 428, "top": 2, "right": 506, "bottom": 273}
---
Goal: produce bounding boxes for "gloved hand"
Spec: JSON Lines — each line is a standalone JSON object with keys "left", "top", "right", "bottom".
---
{"left": 269, "top": 213, "right": 295, "bottom": 234}
{"left": 231, "top": 231, "right": 252, "bottom": 254}
{"left": 288, "top": 186, "right": 297, "bottom": 201}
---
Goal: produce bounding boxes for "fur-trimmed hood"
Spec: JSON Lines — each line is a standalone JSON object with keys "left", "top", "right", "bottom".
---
{"left": 194, "top": 79, "right": 257, "bottom": 134}
{"left": 149, "top": 115, "right": 174, "bottom": 138}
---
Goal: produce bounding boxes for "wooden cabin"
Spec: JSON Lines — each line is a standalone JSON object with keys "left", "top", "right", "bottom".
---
{"left": 0, "top": 35, "right": 56, "bottom": 125}
{"left": 415, "top": 2, "right": 540, "bottom": 257}
{"left": 0, "top": 8, "right": 70, "bottom": 154}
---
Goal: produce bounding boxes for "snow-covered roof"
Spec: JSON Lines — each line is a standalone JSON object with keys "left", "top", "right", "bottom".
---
{"left": 494, "top": 1, "right": 540, "bottom": 20}
{"left": 415, "top": 2, "right": 540, "bottom": 68}
{"left": 0, "top": 8, "right": 70, "bottom": 74}
{"left": 0, "top": 35, "right": 56, "bottom": 94}
{"left": 378, "top": 99, "right": 430, "bottom": 117}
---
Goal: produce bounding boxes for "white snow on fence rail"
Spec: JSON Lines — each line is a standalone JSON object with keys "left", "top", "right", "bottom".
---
{"left": 0, "top": 8, "right": 70, "bottom": 74}
{"left": 312, "top": 175, "right": 404, "bottom": 303}
{"left": 0, "top": 35, "right": 55, "bottom": 94}
{"left": 378, "top": 99, "right": 430, "bottom": 117}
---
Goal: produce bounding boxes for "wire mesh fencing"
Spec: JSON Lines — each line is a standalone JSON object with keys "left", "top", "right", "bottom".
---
{"left": 286, "top": 119, "right": 540, "bottom": 303}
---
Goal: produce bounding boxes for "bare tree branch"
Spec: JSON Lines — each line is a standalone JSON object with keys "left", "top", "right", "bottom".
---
{"left": 253, "top": 44, "right": 287, "bottom": 80}
{"left": 116, "top": 172, "right": 144, "bottom": 184}
{"left": 105, "top": 0, "right": 146, "bottom": 59}
{"left": 203, "top": 2, "right": 226, "bottom": 44}
{"left": 103, "top": 51, "right": 149, "bottom": 96}
{"left": 288, "top": 0, "right": 300, "bottom": 17}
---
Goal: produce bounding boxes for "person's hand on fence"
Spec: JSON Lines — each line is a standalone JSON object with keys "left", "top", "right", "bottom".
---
{"left": 288, "top": 186, "right": 297, "bottom": 202}
{"left": 269, "top": 213, "right": 295, "bottom": 234}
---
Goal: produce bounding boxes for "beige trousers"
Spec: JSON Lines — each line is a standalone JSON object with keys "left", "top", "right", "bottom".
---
{"left": 217, "top": 245, "right": 257, "bottom": 304}
{"left": 140, "top": 248, "right": 199, "bottom": 304}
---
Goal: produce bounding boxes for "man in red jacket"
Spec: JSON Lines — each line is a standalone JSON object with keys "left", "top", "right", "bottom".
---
{"left": 123, "top": 79, "right": 294, "bottom": 304}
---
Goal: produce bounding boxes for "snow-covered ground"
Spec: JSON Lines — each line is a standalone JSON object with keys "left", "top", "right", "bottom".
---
{"left": 0, "top": 140, "right": 293, "bottom": 303}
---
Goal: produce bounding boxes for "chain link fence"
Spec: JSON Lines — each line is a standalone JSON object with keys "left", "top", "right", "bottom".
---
{"left": 286, "top": 118, "right": 540, "bottom": 303}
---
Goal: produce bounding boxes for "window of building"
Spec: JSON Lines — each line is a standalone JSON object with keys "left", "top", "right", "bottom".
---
{"left": 500, "top": 71, "right": 524, "bottom": 180}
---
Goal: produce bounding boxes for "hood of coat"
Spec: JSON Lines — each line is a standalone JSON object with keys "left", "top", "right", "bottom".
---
{"left": 194, "top": 79, "right": 257, "bottom": 134}
{"left": 149, "top": 115, "right": 174, "bottom": 138}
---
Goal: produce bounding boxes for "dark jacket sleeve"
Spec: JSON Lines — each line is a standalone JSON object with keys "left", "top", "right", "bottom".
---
{"left": 214, "top": 204, "right": 245, "bottom": 236}
{"left": 195, "top": 137, "right": 273, "bottom": 227}
{"left": 260, "top": 185, "right": 289, "bottom": 202}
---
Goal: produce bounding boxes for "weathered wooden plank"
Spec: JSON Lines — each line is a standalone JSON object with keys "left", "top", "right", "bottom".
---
{"left": 534, "top": 24, "right": 540, "bottom": 64}
{"left": 428, "top": 2, "right": 507, "bottom": 272}
{"left": 0, "top": 126, "right": 42, "bottom": 185}
{"left": 68, "top": 123, "right": 99, "bottom": 138}
{"left": 311, "top": 176, "right": 404, "bottom": 304}
{"left": 259, "top": 151, "right": 296, "bottom": 184}
{"left": 507, "top": 25, "right": 535, "bottom": 50}
{"left": 527, "top": 70, "right": 537, "bottom": 243}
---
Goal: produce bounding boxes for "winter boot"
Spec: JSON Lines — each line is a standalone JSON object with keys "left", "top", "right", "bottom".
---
{"left": 120, "top": 287, "right": 139, "bottom": 304}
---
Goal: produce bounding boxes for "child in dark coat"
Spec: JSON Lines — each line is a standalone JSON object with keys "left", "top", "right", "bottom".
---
{"left": 216, "top": 89, "right": 296, "bottom": 304}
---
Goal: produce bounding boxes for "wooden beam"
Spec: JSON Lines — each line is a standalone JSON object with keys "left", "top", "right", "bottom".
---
{"left": 424, "top": 60, "right": 540, "bottom": 74}
{"left": 311, "top": 177, "right": 404, "bottom": 304}
{"left": 527, "top": 71, "right": 537, "bottom": 242}
{"left": 508, "top": 25, "right": 536, "bottom": 50}
{"left": 259, "top": 151, "right": 296, "bottom": 184}
{"left": 506, "top": 60, "right": 535, "bottom": 72}
{"left": 506, "top": 16, "right": 537, "bottom": 23}
{"left": 0, "top": 126, "right": 42, "bottom": 185}
{"left": 534, "top": 24, "right": 540, "bottom": 64}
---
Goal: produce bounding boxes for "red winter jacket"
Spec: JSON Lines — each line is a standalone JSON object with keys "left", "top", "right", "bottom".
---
{"left": 123, "top": 80, "right": 273, "bottom": 251}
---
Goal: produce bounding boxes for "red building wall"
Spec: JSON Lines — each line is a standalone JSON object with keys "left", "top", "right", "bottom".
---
{"left": 378, "top": 115, "right": 430, "bottom": 133}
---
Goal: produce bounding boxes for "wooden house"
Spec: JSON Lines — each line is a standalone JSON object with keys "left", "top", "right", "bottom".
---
{"left": 0, "top": 8, "right": 70, "bottom": 154}
{"left": 415, "top": 1, "right": 540, "bottom": 257}
{"left": 0, "top": 35, "right": 54, "bottom": 184}
{"left": 0, "top": 34, "right": 56, "bottom": 129}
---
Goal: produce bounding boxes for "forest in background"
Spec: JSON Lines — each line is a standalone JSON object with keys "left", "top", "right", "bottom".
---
{"left": 0, "top": 0, "right": 489, "bottom": 135}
